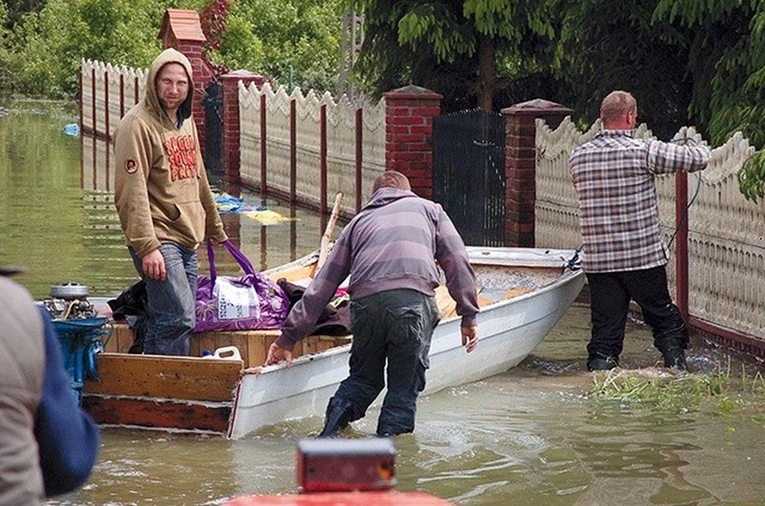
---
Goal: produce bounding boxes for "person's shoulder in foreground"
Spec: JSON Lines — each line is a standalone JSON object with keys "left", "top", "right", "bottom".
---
{"left": 0, "top": 273, "right": 99, "bottom": 504}
{"left": 35, "top": 306, "right": 100, "bottom": 497}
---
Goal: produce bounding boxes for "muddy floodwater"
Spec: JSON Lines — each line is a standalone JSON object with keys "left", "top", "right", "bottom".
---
{"left": 1, "top": 101, "right": 763, "bottom": 505}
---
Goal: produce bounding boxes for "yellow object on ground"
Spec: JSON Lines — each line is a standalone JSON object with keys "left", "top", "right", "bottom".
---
{"left": 245, "top": 209, "right": 296, "bottom": 225}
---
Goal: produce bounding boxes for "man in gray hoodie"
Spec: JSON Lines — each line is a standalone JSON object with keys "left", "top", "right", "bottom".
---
{"left": 266, "top": 171, "right": 479, "bottom": 437}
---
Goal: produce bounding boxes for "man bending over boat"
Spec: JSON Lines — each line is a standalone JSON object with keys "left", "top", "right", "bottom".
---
{"left": 113, "top": 48, "right": 228, "bottom": 355}
{"left": 569, "top": 90, "right": 710, "bottom": 371}
{"left": 266, "top": 170, "right": 480, "bottom": 437}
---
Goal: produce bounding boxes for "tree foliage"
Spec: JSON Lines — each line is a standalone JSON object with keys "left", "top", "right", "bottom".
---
{"left": 216, "top": 0, "right": 342, "bottom": 92}
{"left": 552, "top": 0, "right": 695, "bottom": 140}
{"left": 0, "top": 0, "right": 342, "bottom": 97}
{"left": 343, "top": 0, "right": 559, "bottom": 111}
{"left": 2, "top": 0, "right": 193, "bottom": 96}
{"left": 346, "top": 0, "right": 765, "bottom": 200}
{"left": 650, "top": 0, "right": 765, "bottom": 200}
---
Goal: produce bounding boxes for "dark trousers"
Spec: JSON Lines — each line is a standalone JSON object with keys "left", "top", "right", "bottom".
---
{"left": 333, "top": 289, "right": 440, "bottom": 436}
{"left": 586, "top": 266, "right": 688, "bottom": 362}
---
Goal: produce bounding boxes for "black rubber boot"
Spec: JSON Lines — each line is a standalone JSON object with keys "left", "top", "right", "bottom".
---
{"left": 662, "top": 348, "right": 687, "bottom": 370}
{"left": 587, "top": 355, "right": 619, "bottom": 371}
{"left": 318, "top": 397, "right": 354, "bottom": 438}
{"left": 655, "top": 330, "right": 688, "bottom": 371}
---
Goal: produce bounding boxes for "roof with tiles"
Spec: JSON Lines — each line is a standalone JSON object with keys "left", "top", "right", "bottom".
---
{"left": 159, "top": 9, "right": 206, "bottom": 42}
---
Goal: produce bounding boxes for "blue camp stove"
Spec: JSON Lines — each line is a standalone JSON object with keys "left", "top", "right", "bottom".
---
{"left": 42, "top": 283, "right": 108, "bottom": 404}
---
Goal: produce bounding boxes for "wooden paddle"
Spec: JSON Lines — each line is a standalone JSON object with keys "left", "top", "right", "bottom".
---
{"left": 316, "top": 192, "right": 343, "bottom": 273}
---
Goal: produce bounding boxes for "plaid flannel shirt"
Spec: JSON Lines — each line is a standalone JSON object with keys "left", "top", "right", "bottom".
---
{"left": 569, "top": 130, "right": 710, "bottom": 273}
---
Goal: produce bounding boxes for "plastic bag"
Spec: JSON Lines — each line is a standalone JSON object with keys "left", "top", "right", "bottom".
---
{"left": 195, "top": 241, "right": 290, "bottom": 332}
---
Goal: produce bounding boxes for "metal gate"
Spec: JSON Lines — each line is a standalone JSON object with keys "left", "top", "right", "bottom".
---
{"left": 204, "top": 80, "right": 224, "bottom": 175}
{"left": 432, "top": 109, "right": 506, "bottom": 246}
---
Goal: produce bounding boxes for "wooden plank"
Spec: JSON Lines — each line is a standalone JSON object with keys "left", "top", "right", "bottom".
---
{"left": 477, "top": 295, "right": 493, "bottom": 308}
{"left": 83, "top": 353, "right": 242, "bottom": 402}
{"left": 267, "top": 263, "right": 315, "bottom": 283}
{"left": 243, "top": 332, "right": 280, "bottom": 366}
{"left": 317, "top": 192, "right": 343, "bottom": 272}
{"left": 435, "top": 285, "right": 457, "bottom": 318}
{"left": 103, "top": 323, "right": 135, "bottom": 353}
{"left": 190, "top": 330, "right": 299, "bottom": 367}
{"left": 505, "top": 287, "right": 533, "bottom": 299}
{"left": 104, "top": 325, "right": 350, "bottom": 368}
{"left": 82, "top": 396, "right": 231, "bottom": 434}
{"left": 302, "top": 336, "right": 352, "bottom": 355}
{"left": 190, "top": 329, "right": 280, "bottom": 365}
{"left": 190, "top": 331, "right": 351, "bottom": 367}
{"left": 436, "top": 285, "right": 496, "bottom": 318}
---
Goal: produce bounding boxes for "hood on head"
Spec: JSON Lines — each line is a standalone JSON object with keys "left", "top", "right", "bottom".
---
{"left": 144, "top": 48, "right": 195, "bottom": 126}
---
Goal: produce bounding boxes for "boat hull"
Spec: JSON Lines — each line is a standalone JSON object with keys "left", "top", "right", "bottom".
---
{"left": 228, "top": 247, "right": 584, "bottom": 438}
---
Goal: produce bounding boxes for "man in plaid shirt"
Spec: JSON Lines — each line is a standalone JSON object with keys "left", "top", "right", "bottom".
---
{"left": 569, "top": 91, "right": 710, "bottom": 371}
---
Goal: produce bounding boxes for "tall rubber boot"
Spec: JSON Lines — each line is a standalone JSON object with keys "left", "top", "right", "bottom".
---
{"left": 318, "top": 397, "right": 354, "bottom": 438}
{"left": 651, "top": 306, "right": 689, "bottom": 371}
{"left": 587, "top": 353, "right": 619, "bottom": 371}
{"left": 662, "top": 347, "right": 687, "bottom": 370}
{"left": 655, "top": 326, "right": 688, "bottom": 371}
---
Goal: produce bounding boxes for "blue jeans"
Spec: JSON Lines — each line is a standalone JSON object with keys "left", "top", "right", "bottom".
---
{"left": 334, "top": 289, "right": 440, "bottom": 436}
{"left": 129, "top": 243, "right": 198, "bottom": 355}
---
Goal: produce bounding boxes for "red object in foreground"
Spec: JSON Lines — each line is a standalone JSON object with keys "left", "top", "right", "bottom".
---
{"left": 224, "top": 439, "right": 452, "bottom": 505}
{"left": 224, "top": 491, "right": 451, "bottom": 505}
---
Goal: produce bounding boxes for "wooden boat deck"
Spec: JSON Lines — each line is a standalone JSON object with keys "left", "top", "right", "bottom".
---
{"left": 100, "top": 324, "right": 352, "bottom": 368}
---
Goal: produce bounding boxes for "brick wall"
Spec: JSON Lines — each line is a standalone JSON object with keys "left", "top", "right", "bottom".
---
{"left": 220, "top": 71, "right": 265, "bottom": 185}
{"left": 383, "top": 85, "right": 442, "bottom": 198}
{"left": 502, "top": 99, "right": 572, "bottom": 247}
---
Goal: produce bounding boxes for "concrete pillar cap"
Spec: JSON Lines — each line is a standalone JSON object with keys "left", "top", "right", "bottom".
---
{"left": 502, "top": 99, "right": 573, "bottom": 114}
{"left": 384, "top": 85, "right": 443, "bottom": 99}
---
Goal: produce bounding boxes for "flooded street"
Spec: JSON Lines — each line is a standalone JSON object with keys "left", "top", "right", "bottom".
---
{"left": 2, "top": 102, "right": 764, "bottom": 505}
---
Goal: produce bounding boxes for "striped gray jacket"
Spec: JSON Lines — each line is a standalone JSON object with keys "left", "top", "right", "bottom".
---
{"left": 277, "top": 188, "right": 479, "bottom": 350}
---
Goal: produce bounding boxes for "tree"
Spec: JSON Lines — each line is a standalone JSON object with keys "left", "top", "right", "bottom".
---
{"left": 552, "top": 0, "right": 696, "bottom": 140}
{"left": 3, "top": 0, "right": 47, "bottom": 29}
{"left": 650, "top": 0, "right": 765, "bottom": 201}
{"left": 214, "top": 0, "right": 342, "bottom": 93}
{"left": 343, "top": 0, "right": 558, "bottom": 111}
{"left": 0, "top": 0, "right": 342, "bottom": 98}
{"left": 3, "top": 0, "right": 198, "bottom": 97}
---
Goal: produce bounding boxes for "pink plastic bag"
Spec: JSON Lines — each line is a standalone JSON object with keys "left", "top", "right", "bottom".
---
{"left": 195, "top": 241, "right": 290, "bottom": 332}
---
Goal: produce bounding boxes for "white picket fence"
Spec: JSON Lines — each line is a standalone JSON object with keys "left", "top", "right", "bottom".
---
{"left": 80, "top": 59, "right": 146, "bottom": 139}
{"left": 238, "top": 82, "right": 386, "bottom": 216}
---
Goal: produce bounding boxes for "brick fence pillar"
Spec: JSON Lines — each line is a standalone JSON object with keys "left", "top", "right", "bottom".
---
{"left": 501, "top": 99, "right": 573, "bottom": 247}
{"left": 220, "top": 71, "right": 266, "bottom": 186}
{"left": 158, "top": 9, "right": 210, "bottom": 155}
{"left": 383, "top": 85, "right": 442, "bottom": 198}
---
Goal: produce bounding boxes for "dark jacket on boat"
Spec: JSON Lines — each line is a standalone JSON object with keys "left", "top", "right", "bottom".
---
{"left": 0, "top": 276, "right": 100, "bottom": 504}
{"left": 276, "top": 188, "right": 479, "bottom": 351}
